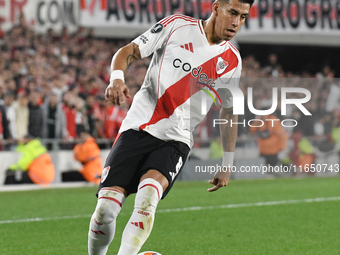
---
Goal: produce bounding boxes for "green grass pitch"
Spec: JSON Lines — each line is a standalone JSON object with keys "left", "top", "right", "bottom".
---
{"left": 1, "top": 177, "right": 339, "bottom": 255}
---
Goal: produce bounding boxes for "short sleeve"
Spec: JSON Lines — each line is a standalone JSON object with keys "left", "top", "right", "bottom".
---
{"left": 216, "top": 57, "right": 242, "bottom": 109}
{"left": 132, "top": 16, "right": 177, "bottom": 58}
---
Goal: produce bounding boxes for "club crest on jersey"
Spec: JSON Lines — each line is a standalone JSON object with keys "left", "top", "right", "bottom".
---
{"left": 151, "top": 23, "right": 163, "bottom": 33}
{"left": 216, "top": 57, "right": 229, "bottom": 74}
{"left": 101, "top": 166, "right": 111, "bottom": 183}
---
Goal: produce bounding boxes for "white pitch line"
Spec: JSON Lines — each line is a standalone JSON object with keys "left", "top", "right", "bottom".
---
{"left": 0, "top": 215, "right": 92, "bottom": 224}
{"left": 157, "top": 196, "right": 340, "bottom": 213}
{"left": 1, "top": 196, "right": 339, "bottom": 225}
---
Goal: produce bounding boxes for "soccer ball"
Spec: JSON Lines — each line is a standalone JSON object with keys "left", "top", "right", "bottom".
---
{"left": 138, "top": 252, "right": 162, "bottom": 255}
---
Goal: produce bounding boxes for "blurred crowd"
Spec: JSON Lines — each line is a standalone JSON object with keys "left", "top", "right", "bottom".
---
{"left": 242, "top": 55, "right": 340, "bottom": 141}
{"left": 196, "top": 54, "right": 340, "bottom": 150}
{"left": 0, "top": 15, "right": 339, "bottom": 153}
{"left": 0, "top": 16, "right": 149, "bottom": 150}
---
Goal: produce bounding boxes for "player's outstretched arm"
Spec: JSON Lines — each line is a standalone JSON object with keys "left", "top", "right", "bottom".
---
{"left": 208, "top": 107, "right": 238, "bottom": 192}
{"left": 105, "top": 42, "right": 141, "bottom": 105}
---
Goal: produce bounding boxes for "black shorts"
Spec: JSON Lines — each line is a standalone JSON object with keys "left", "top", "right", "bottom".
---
{"left": 98, "top": 129, "right": 190, "bottom": 199}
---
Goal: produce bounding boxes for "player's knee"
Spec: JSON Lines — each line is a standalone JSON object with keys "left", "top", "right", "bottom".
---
{"left": 94, "top": 188, "right": 126, "bottom": 224}
{"left": 141, "top": 170, "right": 169, "bottom": 191}
{"left": 93, "top": 202, "right": 115, "bottom": 225}
{"left": 134, "top": 178, "right": 164, "bottom": 213}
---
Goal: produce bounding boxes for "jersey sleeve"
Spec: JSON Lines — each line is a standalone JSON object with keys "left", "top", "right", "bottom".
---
{"left": 132, "top": 16, "right": 177, "bottom": 58}
{"left": 216, "top": 57, "right": 242, "bottom": 109}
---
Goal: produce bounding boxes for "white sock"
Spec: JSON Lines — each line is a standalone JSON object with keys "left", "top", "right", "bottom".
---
{"left": 117, "top": 178, "right": 163, "bottom": 255}
{"left": 88, "top": 188, "right": 126, "bottom": 255}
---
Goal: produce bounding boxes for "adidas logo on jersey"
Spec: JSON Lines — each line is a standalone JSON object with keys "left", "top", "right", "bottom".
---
{"left": 180, "top": 43, "right": 194, "bottom": 53}
{"left": 131, "top": 221, "right": 145, "bottom": 230}
{"left": 216, "top": 57, "right": 229, "bottom": 74}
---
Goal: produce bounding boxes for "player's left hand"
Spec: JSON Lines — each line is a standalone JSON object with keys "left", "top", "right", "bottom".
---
{"left": 207, "top": 168, "right": 231, "bottom": 192}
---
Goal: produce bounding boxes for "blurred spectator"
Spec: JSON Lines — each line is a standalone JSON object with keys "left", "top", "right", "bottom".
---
{"left": 4, "top": 134, "right": 55, "bottom": 185}
{"left": 249, "top": 114, "right": 288, "bottom": 167}
{"left": 0, "top": 24, "right": 4, "bottom": 39}
{"left": 104, "top": 104, "right": 127, "bottom": 139}
{"left": 209, "top": 137, "right": 223, "bottom": 159}
{"left": 61, "top": 91, "right": 77, "bottom": 139}
{"left": 28, "top": 90, "right": 43, "bottom": 138}
{"left": 0, "top": 81, "right": 4, "bottom": 105}
{"left": 288, "top": 132, "right": 316, "bottom": 175}
{"left": 85, "top": 94, "right": 97, "bottom": 137}
{"left": 62, "top": 131, "right": 102, "bottom": 184}
{"left": 13, "top": 92, "right": 29, "bottom": 139}
{"left": 93, "top": 95, "right": 106, "bottom": 138}
{"left": 51, "top": 76, "right": 68, "bottom": 101}
{"left": 325, "top": 80, "right": 340, "bottom": 112}
{"left": 60, "top": 26, "right": 70, "bottom": 41}
{"left": 74, "top": 97, "right": 88, "bottom": 137}
{"left": 299, "top": 103, "right": 317, "bottom": 137}
{"left": 41, "top": 92, "right": 67, "bottom": 141}
{"left": 0, "top": 102, "right": 11, "bottom": 150}
{"left": 316, "top": 65, "right": 334, "bottom": 79}
{"left": 3, "top": 92, "right": 15, "bottom": 140}
{"left": 5, "top": 79, "right": 17, "bottom": 95}
{"left": 331, "top": 122, "right": 340, "bottom": 166}
{"left": 264, "top": 54, "right": 280, "bottom": 77}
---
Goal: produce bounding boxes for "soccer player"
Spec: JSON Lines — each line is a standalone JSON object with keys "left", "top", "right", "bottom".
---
{"left": 88, "top": 0, "right": 253, "bottom": 254}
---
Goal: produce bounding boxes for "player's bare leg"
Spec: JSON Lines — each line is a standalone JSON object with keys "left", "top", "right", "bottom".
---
{"left": 88, "top": 186, "right": 127, "bottom": 255}
{"left": 117, "top": 170, "right": 168, "bottom": 255}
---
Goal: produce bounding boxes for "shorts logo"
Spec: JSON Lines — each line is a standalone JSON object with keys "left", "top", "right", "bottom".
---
{"left": 216, "top": 57, "right": 229, "bottom": 74}
{"left": 170, "top": 156, "right": 183, "bottom": 181}
{"left": 101, "top": 166, "right": 110, "bottom": 183}
{"left": 151, "top": 23, "right": 163, "bottom": 33}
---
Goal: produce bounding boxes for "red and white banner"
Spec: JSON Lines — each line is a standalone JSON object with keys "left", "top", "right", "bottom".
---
{"left": 79, "top": 0, "right": 214, "bottom": 29}
{"left": 0, "top": 0, "right": 79, "bottom": 33}
{"left": 0, "top": 0, "right": 32, "bottom": 30}
{"left": 1, "top": 1, "right": 339, "bottom": 38}
{"left": 241, "top": 0, "right": 340, "bottom": 35}
{"left": 79, "top": 0, "right": 340, "bottom": 35}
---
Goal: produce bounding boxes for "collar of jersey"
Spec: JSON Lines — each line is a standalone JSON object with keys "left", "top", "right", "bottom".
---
{"left": 198, "top": 20, "right": 229, "bottom": 49}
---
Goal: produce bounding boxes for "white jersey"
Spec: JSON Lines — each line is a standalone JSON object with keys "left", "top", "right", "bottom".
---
{"left": 119, "top": 14, "right": 242, "bottom": 148}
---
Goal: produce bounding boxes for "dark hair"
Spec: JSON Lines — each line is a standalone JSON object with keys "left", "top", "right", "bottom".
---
{"left": 24, "top": 134, "right": 35, "bottom": 139}
{"left": 217, "top": 0, "right": 254, "bottom": 7}
{"left": 241, "top": 0, "right": 255, "bottom": 6}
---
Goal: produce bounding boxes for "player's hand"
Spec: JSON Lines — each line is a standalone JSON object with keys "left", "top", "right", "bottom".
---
{"left": 207, "top": 167, "right": 231, "bottom": 192}
{"left": 105, "top": 79, "right": 131, "bottom": 105}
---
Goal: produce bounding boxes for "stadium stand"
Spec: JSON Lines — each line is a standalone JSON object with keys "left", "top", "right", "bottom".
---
{"left": 0, "top": 13, "right": 339, "bottom": 185}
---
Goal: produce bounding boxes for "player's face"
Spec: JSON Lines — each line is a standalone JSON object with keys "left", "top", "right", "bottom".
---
{"left": 214, "top": 0, "right": 250, "bottom": 41}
